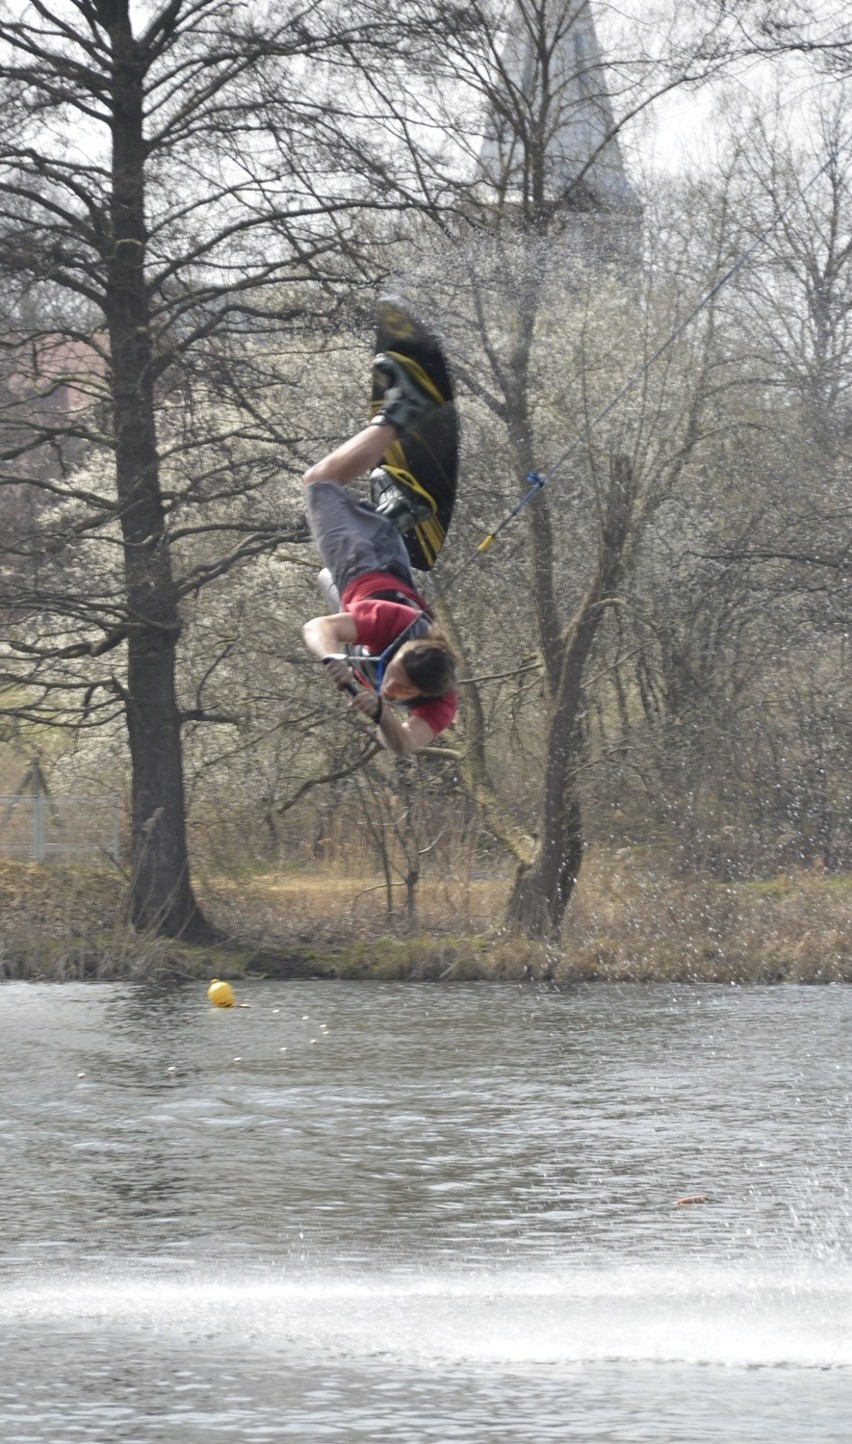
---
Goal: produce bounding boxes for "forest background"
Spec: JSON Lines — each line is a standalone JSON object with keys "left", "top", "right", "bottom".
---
{"left": 0, "top": 0, "right": 849, "bottom": 981}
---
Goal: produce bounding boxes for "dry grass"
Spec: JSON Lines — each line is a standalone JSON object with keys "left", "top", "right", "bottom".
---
{"left": 0, "top": 859, "right": 161, "bottom": 980}
{"left": 0, "top": 852, "right": 850, "bottom": 984}
{"left": 567, "top": 851, "right": 852, "bottom": 983}
{"left": 203, "top": 868, "right": 505, "bottom": 941}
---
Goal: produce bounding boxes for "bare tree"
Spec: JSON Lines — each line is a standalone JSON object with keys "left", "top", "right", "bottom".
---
{"left": 0, "top": 0, "right": 405, "bottom": 937}
{"left": 376, "top": 0, "right": 734, "bottom": 936}
{"left": 585, "top": 95, "right": 852, "bottom": 881}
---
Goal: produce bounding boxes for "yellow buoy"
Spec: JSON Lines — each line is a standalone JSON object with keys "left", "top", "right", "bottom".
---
{"left": 207, "top": 978, "right": 235, "bottom": 1008}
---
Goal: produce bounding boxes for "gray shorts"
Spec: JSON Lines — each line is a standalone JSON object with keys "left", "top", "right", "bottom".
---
{"left": 304, "top": 479, "right": 415, "bottom": 597}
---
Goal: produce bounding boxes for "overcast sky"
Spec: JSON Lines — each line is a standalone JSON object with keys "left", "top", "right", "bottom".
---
{"left": 592, "top": 0, "right": 851, "bottom": 176}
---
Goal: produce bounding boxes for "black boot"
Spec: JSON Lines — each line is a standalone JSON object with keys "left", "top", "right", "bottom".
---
{"left": 370, "top": 468, "right": 434, "bottom": 533}
{"left": 370, "top": 352, "right": 444, "bottom": 437}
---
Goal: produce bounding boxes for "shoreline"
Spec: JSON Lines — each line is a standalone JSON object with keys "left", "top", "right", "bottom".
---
{"left": 1, "top": 854, "right": 850, "bottom": 986}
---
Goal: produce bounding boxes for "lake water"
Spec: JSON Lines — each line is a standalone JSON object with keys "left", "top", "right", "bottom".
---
{"left": 1, "top": 979, "right": 849, "bottom": 1442}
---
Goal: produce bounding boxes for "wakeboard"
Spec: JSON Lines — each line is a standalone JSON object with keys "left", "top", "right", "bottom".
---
{"left": 370, "top": 300, "right": 459, "bottom": 572}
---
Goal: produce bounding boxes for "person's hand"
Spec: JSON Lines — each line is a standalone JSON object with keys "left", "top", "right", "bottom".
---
{"left": 348, "top": 690, "right": 382, "bottom": 722}
{"left": 322, "top": 656, "right": 354, "bottom": 690}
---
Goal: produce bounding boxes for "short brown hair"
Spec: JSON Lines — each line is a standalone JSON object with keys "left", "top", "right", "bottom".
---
{"left": 397, "top": 630, "right": 457, "bottom": 697}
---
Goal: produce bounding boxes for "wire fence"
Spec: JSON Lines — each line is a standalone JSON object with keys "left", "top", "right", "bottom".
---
{"left": 0, "top": 794, "right": 121, "bottom": 865}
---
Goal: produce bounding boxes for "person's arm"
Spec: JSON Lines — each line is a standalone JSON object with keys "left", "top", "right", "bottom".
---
{"left": 303, "top": 611, "right": 359, "bottom": 659}
{"left": 332, "top": 673, "right": 435, "bottom": 754}
{"left": 348, "top": 693, "right": 435, "bottom": 756}
{"left": 303, "top": 612, "right": 360, "bottom": 691}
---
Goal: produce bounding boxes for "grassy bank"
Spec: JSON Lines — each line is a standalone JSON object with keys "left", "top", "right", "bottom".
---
{"left": 0, "top": 852, "right": 850, "bottom": 984}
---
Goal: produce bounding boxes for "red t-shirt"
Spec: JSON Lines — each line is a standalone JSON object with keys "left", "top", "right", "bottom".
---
{"left": 340, "top": 575, "right": 457, "bottom": 737}
{"left": 341, "top": 570, "right": 426, "bottom": 610}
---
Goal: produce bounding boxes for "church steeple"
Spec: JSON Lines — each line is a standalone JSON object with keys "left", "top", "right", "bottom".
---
{"left": 478, "top": 0, "right": 640, "bottom": 232}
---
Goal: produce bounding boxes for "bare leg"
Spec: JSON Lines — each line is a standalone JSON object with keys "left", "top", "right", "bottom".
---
{"left": 302, "top": 423, "right": 396, "bottom": 488}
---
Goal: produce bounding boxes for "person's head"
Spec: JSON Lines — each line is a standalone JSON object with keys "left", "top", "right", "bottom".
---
{"left": 381, "top": 630, "right": 458, "bottom": 701}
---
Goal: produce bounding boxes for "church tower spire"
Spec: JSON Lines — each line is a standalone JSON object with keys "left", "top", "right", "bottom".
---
{"left": 478, "top": 0, "right": 641, "bottom": 248}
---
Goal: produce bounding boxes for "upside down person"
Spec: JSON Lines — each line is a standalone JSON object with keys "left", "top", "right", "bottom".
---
{"left": 301, "top": 356, "right": 459, "bottom": 757}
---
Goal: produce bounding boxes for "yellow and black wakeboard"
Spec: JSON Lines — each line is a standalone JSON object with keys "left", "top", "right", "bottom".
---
{"left": 370, "top": 299, "right": 459, "bottom": 572}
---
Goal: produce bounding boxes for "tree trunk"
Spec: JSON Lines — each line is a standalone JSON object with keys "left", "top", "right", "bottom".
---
{"left": 506, "top": 793, "right": 583, "bottom": 938}
{"left": 125, "top": 638, "right": 204, "bottom": 935}
{"left": 107, "top": 9, "right": 208, "bottom": 938}
{"left": 506, "top": 454, "right": 635, "bottom": 938}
